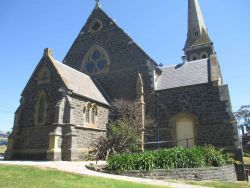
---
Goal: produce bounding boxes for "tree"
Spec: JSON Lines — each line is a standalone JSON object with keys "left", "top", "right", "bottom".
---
{"left": 90, "top": 99, "right": 154, "bottom": 160}
{"left": 234, "top": 105, "right": 250, "bottom": 136}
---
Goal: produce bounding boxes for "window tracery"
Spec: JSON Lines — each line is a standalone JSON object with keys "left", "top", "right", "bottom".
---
{"left": 83, "top": 102, "right": 97, "bottom": 128}
{"left": 82, "top": 45, "right": 110, "bottom": 74}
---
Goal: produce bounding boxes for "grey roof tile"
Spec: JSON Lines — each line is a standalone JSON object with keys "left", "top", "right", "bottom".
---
{"left": 51, "top": 58, "right": 109, "bottom": 106}
{"left": 156, "top": 59, "right": 209, "bottom": 90}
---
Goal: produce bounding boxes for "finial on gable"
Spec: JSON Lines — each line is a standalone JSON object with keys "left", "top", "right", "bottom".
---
{"left": 43, "top": 48, "right": 53, "bottom": 57}
{"left": 95, "top": 0, "right": 101, "bottom": 9}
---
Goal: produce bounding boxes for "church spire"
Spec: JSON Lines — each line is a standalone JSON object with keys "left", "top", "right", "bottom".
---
{"left": 184, "top": 0, "right": 215, "bottom": 62}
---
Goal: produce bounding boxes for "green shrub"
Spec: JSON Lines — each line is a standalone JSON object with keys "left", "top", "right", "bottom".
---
{"left": 243, "top": 152, "right": 250, "bottom": 157}
{"left": 107, "top": 145, "right": 235, "bottom": 172}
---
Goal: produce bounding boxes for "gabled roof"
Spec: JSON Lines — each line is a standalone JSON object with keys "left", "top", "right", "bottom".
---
{"left": 156, "top": 58, "right": 209, "bottom": 91}
{"left": 23, "top": 48, "right": 109, "bottom": 106}
{"left": 63, "top": 4, "right": 158, "bottom": 68}
{"left": 48, "top": 52, "right": 109, "bottom": 106}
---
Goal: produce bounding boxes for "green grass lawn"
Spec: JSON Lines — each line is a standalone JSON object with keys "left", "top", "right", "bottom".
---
{"left": 0, "top": 165, "right": 169, "bottom": 188}
{"left": 168, "top": 180, "right": 250, "bottom": 188}
{"left": 187, "top": 180, "right": 250, "bottom": 188}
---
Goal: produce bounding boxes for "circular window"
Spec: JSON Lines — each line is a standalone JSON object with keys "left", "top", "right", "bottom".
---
{"left": 89, "top": 19, "right": 103, "bottom": 33}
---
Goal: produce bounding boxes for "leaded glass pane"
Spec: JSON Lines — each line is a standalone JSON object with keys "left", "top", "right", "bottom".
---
{"left": 97, "top": 60, "right": 107, "bottom": 70}
{"left": 86, "top": 63, "right": 95, "bottom": 73}
{"left": 92, "top": 50, "right": 101, "bottom": 60}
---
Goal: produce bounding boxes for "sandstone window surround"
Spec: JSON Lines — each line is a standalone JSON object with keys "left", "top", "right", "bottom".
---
{"left": 81, "top": 45, "right": 110, "bottom": 74}
{"left": 83, "top": 102, "right": 98, "bottom": 128}
{"left": 34, "top": 91, "right": 47, "bottom": 126}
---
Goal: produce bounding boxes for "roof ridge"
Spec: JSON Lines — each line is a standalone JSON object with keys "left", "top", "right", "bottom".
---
{"left": 52, "top": 58, "right": 90, "bottom": 79}
{"left": 160, "top": 58, "right": 208, "bottom": 69}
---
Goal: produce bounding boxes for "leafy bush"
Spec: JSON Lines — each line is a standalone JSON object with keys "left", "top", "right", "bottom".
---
{"left": 107, "top": 145, "right": 235, "bottom": 172}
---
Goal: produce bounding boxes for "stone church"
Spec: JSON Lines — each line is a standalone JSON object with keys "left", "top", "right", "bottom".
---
{"left": 5, "top": 0, "right": 244, "bottom": 177}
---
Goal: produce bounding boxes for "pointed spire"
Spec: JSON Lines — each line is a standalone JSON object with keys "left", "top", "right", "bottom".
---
{"left": 188, "top": 0, "right": 207, "bottom": 36}
{"left": 184, "top": 0, "right": 214, "bottom": 61}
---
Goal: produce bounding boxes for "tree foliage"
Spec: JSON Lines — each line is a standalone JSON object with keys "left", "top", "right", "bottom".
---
{"left": 90, "top": 99, "right": 154, "bottom": 160}
{"left": 234, "top": 105, "right": 250, "bottom": 134}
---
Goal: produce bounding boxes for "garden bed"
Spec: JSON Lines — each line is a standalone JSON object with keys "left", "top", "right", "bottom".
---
{"left": 103, "top": 146, "right": 238, "bottom": 181}
{"left": 122, "top": 165, "right": 237, "bottom": 181}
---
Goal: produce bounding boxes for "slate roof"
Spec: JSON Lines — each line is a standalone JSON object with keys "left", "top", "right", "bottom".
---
{"left": 156, "top": 58, "right": 209, "bottom": 91}
{"left": 50, "top": 57, "right": 109, "bottom": 106}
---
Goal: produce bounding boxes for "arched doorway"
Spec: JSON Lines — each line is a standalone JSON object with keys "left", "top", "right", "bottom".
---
{"left": 176, "top": 117, "right": 195, "bottom": 148}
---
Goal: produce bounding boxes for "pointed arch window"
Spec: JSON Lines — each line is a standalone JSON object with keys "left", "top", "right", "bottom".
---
{"left": 34, "top": 91, "right": 47, "bottom": 126}
{"left": 91, "top": 104, "right": 97, "bottom": 127}
{"left": 38, "top": 95, "right": 45, "bottom": 123}
{"left": 83, "top": 102, "right": 98, "bottom": 128}
{"left": 82, "top": 45, "right": 110, "bottom": 74}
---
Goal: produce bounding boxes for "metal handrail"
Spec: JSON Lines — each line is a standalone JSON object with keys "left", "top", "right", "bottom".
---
{"left": 144, "top": 137, "right": 196, "bottom": 148}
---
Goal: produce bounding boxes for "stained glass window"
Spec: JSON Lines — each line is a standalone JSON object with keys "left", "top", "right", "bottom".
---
{"left": 92, "top": 50, "right": 101, "bottom": 60}
{"left": 83, "top": 45, "right": 110, "bottom": 74}
{"left": 86, "top": 63, "right": 95, "bottom": 73}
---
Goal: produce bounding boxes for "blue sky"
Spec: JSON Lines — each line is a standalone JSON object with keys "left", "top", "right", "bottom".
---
{"left": 0, "top": 0, "right": 249, "bottom": 131}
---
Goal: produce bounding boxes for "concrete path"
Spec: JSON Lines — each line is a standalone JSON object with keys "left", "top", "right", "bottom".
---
{"left": 0, "top": 160, "right": 208, "bottom": 188}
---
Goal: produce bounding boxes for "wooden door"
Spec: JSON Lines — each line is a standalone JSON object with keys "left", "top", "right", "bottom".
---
{"left": 176, "top": 118, "right": 195, "bottom": 147}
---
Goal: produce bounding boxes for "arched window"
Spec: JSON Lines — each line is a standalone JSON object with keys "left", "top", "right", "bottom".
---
{"left": 35, "top": 91, "right": 47, "bottom": 126}
{"left": 83, "top": 103, "right": 97, "bottom": 128}
{"left": 91, "top": 104, "right": 97, "bottom": 127}
{"left": 200, "top": 52, "right": 209, "bottom": 59}
{"left": 190, "top": 54, "right": 199, "bottom": 61}
{"left": 85, "top": 109, "right": 89, "bottom": 123}
{"left": 82, "top": 45, "right": 110, "bottom": 74}
{"left": 85, "top": 103, "right": 92, "bottom": 124}
{"left": 91, "top": 108, "right": 95, "bottom": 124}
{"left": 38, "top": 95, "right": 45, "bottom": 123}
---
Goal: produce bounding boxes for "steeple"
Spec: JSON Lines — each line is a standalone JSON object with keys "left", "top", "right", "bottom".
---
{"left": 184, "top": 0, "right": 215, "bottom": 62}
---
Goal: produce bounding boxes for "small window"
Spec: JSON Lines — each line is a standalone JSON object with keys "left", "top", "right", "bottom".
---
{"left": 89, "top": 19, "right": 103, "bottom": 33}
{"left": 190, "top": 54, "right": 199, "bottom": 61}
{"left": 91, "top": 108, "right": 95, "bottom": 124}
{"left": 202, "top": 54, "right": 207, "bottom": 59}
{"left": 92, "top": 22, "right": 101, "bottom": 32}
{"left": 83, "top": 103, "right": 97, "bottom": 128}
{"left": 85, "top": 109, "right": 89, "bottom": 123}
